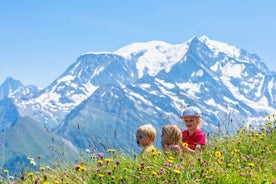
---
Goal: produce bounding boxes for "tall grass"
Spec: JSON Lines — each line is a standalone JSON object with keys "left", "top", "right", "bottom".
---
{"left": 1, "top": 116, "right": 276, "bottom": 184}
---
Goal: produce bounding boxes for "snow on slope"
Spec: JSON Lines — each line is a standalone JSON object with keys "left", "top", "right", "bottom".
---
{"left": 199, "top": 35, "right": 241, "bottom": 58}
{"left": 114, "top": 40, "right": 189, "bottom": 78}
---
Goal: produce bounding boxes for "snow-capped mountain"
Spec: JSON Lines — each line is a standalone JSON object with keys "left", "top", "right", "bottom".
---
{"left": 1, "top": 35, "right": 276, "bottom": 161}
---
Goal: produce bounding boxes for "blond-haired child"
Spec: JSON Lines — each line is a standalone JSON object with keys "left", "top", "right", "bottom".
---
{"left": 180, "top": 106, "right": 205, "bottom": 154}
{"left": 136, "top": 124, "right": 156, "bottom": 156}
{"left": 161, "top": 124, "right": 182, "bottom": 156}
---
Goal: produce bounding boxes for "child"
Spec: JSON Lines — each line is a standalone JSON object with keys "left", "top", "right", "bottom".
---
{"left": 136, "top": 124, "right": 156, "bottom": 156}
{"left": 161, "top": 124, "right": 182, "bottom": 156}
{"left": 180, "top": 106, "right": 205, "bottom": 154}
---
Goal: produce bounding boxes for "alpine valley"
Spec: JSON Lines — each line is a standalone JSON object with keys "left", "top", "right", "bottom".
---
{"left": 1, "top": 36, "right": 276, "bottom": 172}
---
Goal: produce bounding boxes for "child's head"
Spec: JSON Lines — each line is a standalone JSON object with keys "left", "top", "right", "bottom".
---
{"left": 180, "top": 106, "right": 202, "bottom": 131}
{"left": 136, "top": 124, "right": 156, "bottom": 148}
{"left": 161, "top": 124, "right": 182, "bottom": 149}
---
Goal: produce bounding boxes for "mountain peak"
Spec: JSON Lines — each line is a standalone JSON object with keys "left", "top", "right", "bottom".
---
{"left": 198, "top": 36, "right": 241, "bottom": 58}
{"left": 114, "top": 40, "right": 189, "bottom": 78}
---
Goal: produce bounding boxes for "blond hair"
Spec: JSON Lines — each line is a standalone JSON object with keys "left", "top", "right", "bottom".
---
{"left": 161, "top": 124, "right": 182, "bottom": 149}
{"left": 136, "top": 124, "right": 156, "bottom": 141}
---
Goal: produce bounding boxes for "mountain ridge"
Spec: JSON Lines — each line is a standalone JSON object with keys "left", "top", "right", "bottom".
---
{"left": 1, "top": 35, "right": 275, "bottom": 171}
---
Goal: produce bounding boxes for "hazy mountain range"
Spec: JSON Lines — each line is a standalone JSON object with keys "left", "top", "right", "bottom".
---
{"left": 1, "top": 35, "right": 275, "bottom": 172}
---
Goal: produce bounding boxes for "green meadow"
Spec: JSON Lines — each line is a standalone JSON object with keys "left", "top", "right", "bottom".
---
{"left": 1, "top": 115, "right": 276, "bottom": 184}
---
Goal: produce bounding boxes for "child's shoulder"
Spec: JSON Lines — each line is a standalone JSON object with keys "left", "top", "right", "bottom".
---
{"left": 142, "top": 145, "right": 157, "bottom": 155}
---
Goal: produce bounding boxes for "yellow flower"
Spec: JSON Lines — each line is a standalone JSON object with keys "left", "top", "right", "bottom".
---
{"left": 247, "top": 163, "right": 255, "bottom": 167}
{"left": 174, "top": 169, "right": 181, "bottom": 174}
{"left": 168, "top": 159, "right": 173, "bottom": 163}
{"left": 80, "top": 165, "right": 87, "bottom": 171}
{"left": 107, "top": 149, "right": 117, "bottom": 153}
{"left": 105, "top": 158, "right": 112, "bottom": 163}
{"left": 168, "top": 156, "right": 174, "bottom": 160}
{"left": 215, "top": 151, "right": 222, "bottom": 157}
{"left": 151, "top": 171, "right": 158, "bottom": 176}
{"left": 98, "top": 174, "right": 104, "bottom": 178}
{"left": 54, "top": 180, "right": 59, "bottom": 184}
{"left": 151, "top": 147, "right": 157, "bottom": 152}
{"left": 217, "top": 160, "right": 223, "bottom": 165}
{"left": 259, "top": 133, "right": 265, "bottom": 139}
{"left": 4, "top": 169, "right": 8, "bottom": 173}
{"left": 266, "top": 121, "right": 272, "bottom": 127}
{"left": 182, "top": 142, "right": 188, "bottom": 147}
{"left": 40, "top": 166, "right": 45, "bottom": 171}
{"left": 156, "top": 151, "right": 163, "bottom": 155}
{"left": 227, "top": 163, "right": 233, "bottom": 167}
{"left": 28, "top": 172, "right": 33, "bottom": 177}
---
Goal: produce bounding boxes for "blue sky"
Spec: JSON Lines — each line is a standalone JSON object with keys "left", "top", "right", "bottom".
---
{"left": 1, "top": 0, "right": 275, "bottom": 88}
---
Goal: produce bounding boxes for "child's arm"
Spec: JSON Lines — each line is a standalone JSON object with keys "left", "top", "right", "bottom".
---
{"left": 180, "top": 144, "right": 204, "bottom": 154}
{"left": 181, "top": 144, "right": 196, "bottom": 154}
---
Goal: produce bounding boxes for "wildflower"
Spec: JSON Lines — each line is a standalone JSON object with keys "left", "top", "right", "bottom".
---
{"left": 164, "top": 162, "right": 170, "bottom": 167}
{"left": 227, "top": 163, "right": 233, "bottom": 167}
{"left": 151, "top": 147, "right": 157, "bottom": 152}
{"left": 98, "top": 174, "right": 104, "bottom": 178}
{"left": 85, "top": 148, "right": 90, "bottom": 153}
{"left": 27, "top": 172, "right": 33, "bottom": 177}
{"left": 54, "top": 180, "right": 59, "bottom": 184}
{"left": 266, "top": 121, "right": 272, "bottom": 127}
{"left": 168, "top": 159, "right": 173, "bottom": 163}
{"left": 4, "top": 169, "right": 8, "bottom": 173}
{"left": 91, "top": 155, "right": 97, "bottom": 159}
{"left": 261, "top": 126, "right": 265, "bottom": 131}
{"left": 80, "top": 165, "right": 87, "bottom": 171}
{"left": 173, "top": 169, "right": 181, "bottom": 174}
{"left": 247, "top": 163, "right": 255, "bottom": 167}
{"left": 97, "top": 160, "right": 103, "bottom": 165}
{"left": 107, "top": 149, "right": 116, "bottom": 153}
{"left": 75, "top": 164, "right": 81, "bottom": 171}
{"left": 156, "top": 151, "right": 163, "bottom": 155}
{"left": 124, "top": 168, "right": 127, "bottom": 171}
{"left": 43, "top": 173, "right": 48, "bottom": 180}
{"left": 105, "top": 158, "right": 112, "bottom": 163}
{"left": 217, "top": 160, "right": 223, "bottom": 165}
{"left": 40, "top": 166, "right": 45, "bottom": 171}
{"left": 182, "top": 142, "right": 188, "bottom": 147}
{"left": 169, "top": 156, "right": 174, "bottom": 160}
{"left": 151, "top": 171, "right": 158, "bottom": 176}
{"left": 159, "top": 168, "right": 166, "bottom": 175}
{"left": 97, "top": 152, "right": 104, "bottom": 159}
{"left": 215, "top": 151, "right": 222, "bottom": 157}
{"left": 107, "top": 170, "right": 113, "bottom": 175}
